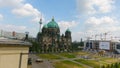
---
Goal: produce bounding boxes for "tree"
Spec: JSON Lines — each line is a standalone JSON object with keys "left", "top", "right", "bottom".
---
{"left": 106, "top": 64, "right": 110, "bottom": 68}
{"left": 29, "top": 40, "right": 41, "bottom": 53}
{"left": 110, "top": 64, "right": 115, "bottom": 68}
{"left": 114, "top": 62, "right": 118, "bottom": 68}
{"left": 80, "top": 38, "right": 84, "bottom": 46}
{"left": 101, "top": 65, "right": 105, "bottom": 68}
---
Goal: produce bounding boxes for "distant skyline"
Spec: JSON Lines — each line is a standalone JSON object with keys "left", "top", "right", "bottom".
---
{"left": 0, "top": 0, "right": 120, "bottom": 41}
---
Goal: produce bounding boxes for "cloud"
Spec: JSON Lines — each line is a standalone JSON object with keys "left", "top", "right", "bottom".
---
{"left": 58, "top": 21, "right": 78, "bottom": 33}
{"left": 76, "top": 0, "right": 115, "bottom": 15}
{"left": 0, "top": 0, "right": 43, "bottom": 22}
{"left": 86, "top": 16, "right": 116, "bottom": 26}
{"left": 84, "top": 16, "right": 120, "bottom": 39}
{"left": 92, "top": 0, "right": 114, "bottom": 13}
{"left": 72, "top": 31, "right": 85, "bottom": 41}
{"left": 0, "top": 24, "right": 26, "bottom": 32}
{"left": 76, "top": 0, "right": 118, "bottom": 41}
{"left": 12, "top": 3, "right": 42, "bottom": 22}
{"left": 0, "top": 0, "right": 44, "bottom": 38}
{"left": 0, "top": 14, "right": 3, "bottom": 20}
{"left": 0, "top": 0, "right": 24, "bottom": 7}
{"left": 76, "top": 0, "right": 96, "bottom": 14}
{"left": 12, "top": 4, "right": 40, "bottom": 17}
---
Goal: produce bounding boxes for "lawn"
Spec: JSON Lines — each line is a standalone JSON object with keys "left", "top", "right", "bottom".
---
{"left": 37, "top": 52, "right": 120, "bottom": 68}
{"left": 73, "top": 51, "right": 89, "bottom": 56}
{"left": 75, "top": 58, "right": 120, "bottom": 68}
{"left": 100, "top": 58, "right": 120, "bottom": 64}
{"left": 38, "top": 54, "right": 61, "bottom": 60}
{"left": 58, "top": 53, "right": 76, "bottom": 58}
{"left": 53, "top": 60, "right": 87, "bottom": 68}
{"left": 75, "top": 59, "right": 100, "bottom": 68}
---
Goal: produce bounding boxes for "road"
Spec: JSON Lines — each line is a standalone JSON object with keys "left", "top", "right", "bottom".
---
{"left": 29, "top": 55, "right": 54, "bottom": 68}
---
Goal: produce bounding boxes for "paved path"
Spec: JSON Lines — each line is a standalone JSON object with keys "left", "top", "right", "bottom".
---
{"left": 29, "top": 55, "right": 54, "bottom": 68}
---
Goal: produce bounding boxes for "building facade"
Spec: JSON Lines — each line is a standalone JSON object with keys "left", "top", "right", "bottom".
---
{"left": 0, "top": 37, "right": 31, "bottom": 68}
{"left": 37, "top": 18, "right": 72, "bottom": 53}
{"left": 84, "top": 40, "right": 120, "bottom": 53}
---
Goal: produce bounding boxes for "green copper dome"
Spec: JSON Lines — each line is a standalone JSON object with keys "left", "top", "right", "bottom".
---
{"left": 47, "top": 18, "right": 59, "bottom": 28}
{"left": 66, "top": 28, "right": 71, "bottom": 32}
{"left": 43, "top": 24, "right": 48, "bottom": 28}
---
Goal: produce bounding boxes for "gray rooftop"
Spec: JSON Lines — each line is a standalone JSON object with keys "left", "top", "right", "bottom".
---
{"left": 0, "top": 37, "right": 32, "bottom": 46}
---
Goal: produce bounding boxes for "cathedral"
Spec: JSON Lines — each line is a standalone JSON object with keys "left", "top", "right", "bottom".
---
{"left": 37, "top": 17, "right": 72, "bottom": 53}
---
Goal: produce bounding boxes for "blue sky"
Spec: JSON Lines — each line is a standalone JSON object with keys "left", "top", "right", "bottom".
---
{"left": 0, "top": 0, "right": 120, "bottom": 41}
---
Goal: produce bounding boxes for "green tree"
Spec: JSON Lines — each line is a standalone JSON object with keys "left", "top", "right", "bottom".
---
{"left": 118, "top": 62, "right": 120, "bottom": 68}
{"left": 110, "top": 64, "right": 114, "bottom": 68}
{"left": 80, "top": 38, "right": 84, "bottom": 46}
{"left": 29, "top": 40, "right": 41, "bottom": 53}
{"left": 114, "top": 62, "right": 118, "bottom": 68}
{"left": 101, "top": 65, "right": 105, "bottom": 68}
{"left": 106, "top": 64, "right": 110, "bottom": 68}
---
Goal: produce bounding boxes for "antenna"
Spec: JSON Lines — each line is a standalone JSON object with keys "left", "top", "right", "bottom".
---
{"left": 39, "top": 15, "right": 42, "bottom": 32}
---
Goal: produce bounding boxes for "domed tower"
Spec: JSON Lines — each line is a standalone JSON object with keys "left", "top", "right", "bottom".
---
{"left": 65, "top": 28, "right": 72, "bottom": 52}
{"left": 41, "top": 17, "right": 60, "bottom": 53}
{"left": 37, "top": 17, "right": 72, "bottom": 53}
{"left": 65, "top": 28, "right": 71, "bottom": 38}
{"left": 47, "top": 17, "right": 60, "bottom": 34}
{"left": 47, "top": 17, "right": 60, "bottom": 42}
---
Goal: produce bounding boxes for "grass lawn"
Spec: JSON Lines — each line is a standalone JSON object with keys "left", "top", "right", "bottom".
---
{"left": 75, "top": 59, "right": 100, "bottom": 68}
{"left": 75, "top": 58, "right": 120, "bottom": 68}
{"left": 100, "top": 58, "right": 119, "bottom": 64}
{"left": 73, "top": 51, "right": 89, "bottom": 56}
{"left": 53, "top": 60, "right": 87, "bottom": 68}
{"left": 38, "top": 54, "right": 61, "bottom": 60}
{"left": 58, "top": 53, "right": 76, "bottom": 58}
{"left": 37, "top": 52, "right": 120, "bottom": 68}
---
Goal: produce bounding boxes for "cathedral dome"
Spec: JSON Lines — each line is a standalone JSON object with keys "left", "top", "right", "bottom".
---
{"left": 43, "top": 24, "right": 48, "bottom": 28}
{"left": 66, "top": 28, "right": 71, "bottom": 32}
{"left": 47, "top": 18, "right": 59, "bottom": 28}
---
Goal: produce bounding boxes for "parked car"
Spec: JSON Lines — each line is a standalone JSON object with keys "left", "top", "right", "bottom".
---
{"left": 35, "top": 59, "right": 43, "bottom": 63}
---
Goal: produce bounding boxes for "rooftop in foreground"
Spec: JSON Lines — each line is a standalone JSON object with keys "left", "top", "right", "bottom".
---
{"left": 0, "top": 37, "right": 32, "bottom": 46}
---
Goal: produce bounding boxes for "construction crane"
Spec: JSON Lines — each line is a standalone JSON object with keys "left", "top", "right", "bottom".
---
{"left": 85, "top": 36, "right": 92, "bottom": 41}
{"left": 114, "top": 36, "right": 120, "bottom": 40}
{"left": 93, "top": 34, "right": 102, "bottom": 40}
{"left": 94, "top": 34, "right": 98, "bottom": 40}
{"left": 103, "top": 31, "right": 111, "bottom": 40}
{"left": 99, "top": 33, "right": 103, "bottom": 40}
{"left": 93, "top": 32, "right": 111, "bottom": 41}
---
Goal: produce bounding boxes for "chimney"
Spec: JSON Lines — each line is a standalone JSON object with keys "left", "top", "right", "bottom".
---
{"left": 12, "top": 31, "right": 16, "bottom": 37}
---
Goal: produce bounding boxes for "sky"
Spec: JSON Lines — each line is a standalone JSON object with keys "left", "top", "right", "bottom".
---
{"left": 0, "top": 0, "right": 120, "bottom": 41}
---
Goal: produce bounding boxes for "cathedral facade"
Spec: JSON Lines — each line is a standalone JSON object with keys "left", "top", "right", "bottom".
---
{"left": 37, "top": 18, "right": 72, "bottom": 53}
